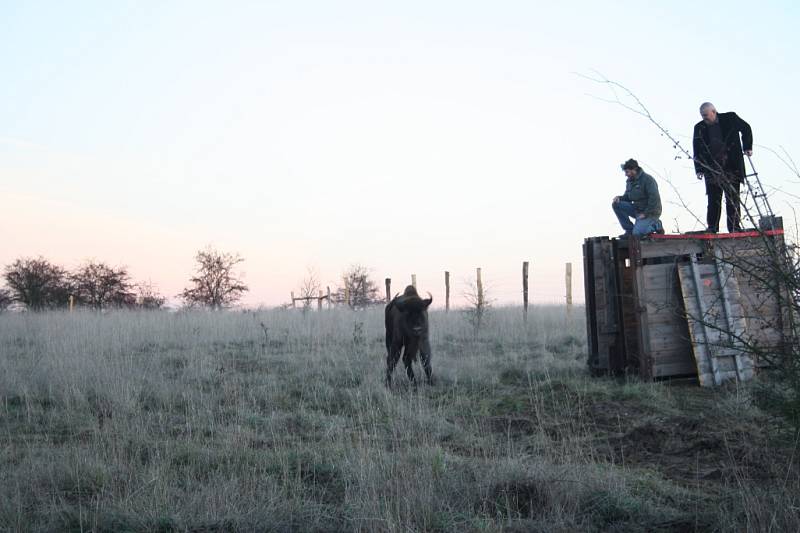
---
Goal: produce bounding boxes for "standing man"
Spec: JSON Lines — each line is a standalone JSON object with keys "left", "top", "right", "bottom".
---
{"left": 612, "top": 159, "right": 663, "bottom": 238}
{"left": 692, "top": 102, "right": 753, "bottom": 233}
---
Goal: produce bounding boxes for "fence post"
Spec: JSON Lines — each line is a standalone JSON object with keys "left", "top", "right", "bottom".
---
{"left": 327, "top": 286, "right": 331, "bottom": 309}
{"left": 318, "top": 291, "right": 323, "bottom": 311}
{"left": 523, "top": 261, "right": 529, "bottom": 322}
{"left": 69, "top": 295, "right": 74, "bottom": 313}
{"left": 477, "top": 267, "right": 483, "bottom": 308}
{"left": 411, "top": 274, "right": 417, "bottom": 289}
{"left": 385, "top": 278, "right": 391, "bottom": 303}
{"left": 291, "top": 291, "right": 296, "bottom": 309}
{"left": 445, "top": 271, "right": 450, "bottom": 312}
{"left": 344, "top": 277, "right": 350, "bottom": 308}
{"left": 565, "top": 262, "right": 573, "bottom": 316}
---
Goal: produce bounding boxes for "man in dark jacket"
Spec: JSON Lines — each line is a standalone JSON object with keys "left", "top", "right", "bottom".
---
{"left": 612, "top": 159, "right": 663, "bottom": 238}
{"left": 692, "top": 102, "right": 753, "bottom": 233}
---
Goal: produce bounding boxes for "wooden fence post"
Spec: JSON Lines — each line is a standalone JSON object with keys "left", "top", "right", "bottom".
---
{"left": 318, "top": 290, "right": 323, "bottom": 311}
{"left": 69, "top": 295, "right": 74, "bottom": 313}
{"left": 445, "top": 271, "right": 450, "bottom": 312}
{"left": 291, "top": 291, "right": 296, "bottom": 309}
{"left": 385, "top": 278, "right": 391, "bottom": 303}
{"left": 411, "top": 274, "right": 417, "bottom": 289}
{"left": 565, "top": 262, "right": 573, "bottom": 316}
{"left": 523, "top": 261, "right": 529, "bottom": 322}
{"left": 327, "top": 286, "right": 331, "bottom": 309}
{"left": 476, "top": 267, "right": 483, "bottom": 308}
{"left": 344, "top": 277, "right": 350, "bottom": 308}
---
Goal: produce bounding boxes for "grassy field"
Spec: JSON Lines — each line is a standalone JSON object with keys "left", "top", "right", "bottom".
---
{"left": 1, "top": 306, "right": 798, "bottom": 532}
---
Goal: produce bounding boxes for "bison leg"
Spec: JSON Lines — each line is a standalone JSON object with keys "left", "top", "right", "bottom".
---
{"left": 403, "top": 349, "right": 416, "bottom": 383}
{"left": 386, "top": 344, "right": 402, "bottom": 387}
{"left": 419, "top": 337, "right": 433, "bottom": 383}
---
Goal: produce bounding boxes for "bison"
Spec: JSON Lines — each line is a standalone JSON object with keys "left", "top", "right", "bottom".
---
{"left": 385, "top": 285, "right": 433, "bottom": 386}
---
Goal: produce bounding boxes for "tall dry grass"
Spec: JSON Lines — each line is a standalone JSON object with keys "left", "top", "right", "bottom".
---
{"left": 1, "top": 306, "right": 797, "bottom": 532}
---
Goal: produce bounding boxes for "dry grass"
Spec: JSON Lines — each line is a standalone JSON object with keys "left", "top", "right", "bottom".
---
{"left": 1, "top": 306, "right": 798, "bottom": 532}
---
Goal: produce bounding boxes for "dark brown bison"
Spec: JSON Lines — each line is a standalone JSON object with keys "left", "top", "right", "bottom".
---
{"left": 385, "top": 285, "right": 433, "bottom": 386}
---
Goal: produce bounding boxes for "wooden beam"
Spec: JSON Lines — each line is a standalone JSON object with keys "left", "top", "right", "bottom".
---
{"left": 523, "top": 261, "right": 529, "bottom": 322}
{"left": 445, "top": 271, "right": 450, "bottom": 312}
{"left": 565, "top": 263, "right": 573, "bottom": 315}
{"left": 477, "top": 268, "right": 483, "bottom": 308}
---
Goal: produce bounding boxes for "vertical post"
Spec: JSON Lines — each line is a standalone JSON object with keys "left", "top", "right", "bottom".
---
{"left": 344, "top": 277, "right": 350, "bottom": 308}
{"left": 327, "top": 286, "right": 331, "bottom": 309}
{"left": 411, "top": 274, "right": 417, "bottom": 289}
{"left": 565, "top": 262, "right": 573, "bottom": 316}
{"left": 69, "top": 295, "right": 74, "bottom": 312}
{"left": 476, "top": 267, "right": 484, "bottom": 308}
{"left": 445, "top": 271, "right": 450, "bottom": 312}
{"left": 523, "top": 261, "right": 529, "bottom": 323}
{"left": 318, "top": 290, "right": 323, "bottom": 311}
{"left": 385, "top": 278, "right": 392, "bottom": 303}
{"left": 291, "top": 291, "right": 296, "bottom": 309}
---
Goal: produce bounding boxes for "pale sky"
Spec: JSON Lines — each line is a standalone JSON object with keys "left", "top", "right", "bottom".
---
{"left": 2, "top": 1, "right": 799, "bottom": 307}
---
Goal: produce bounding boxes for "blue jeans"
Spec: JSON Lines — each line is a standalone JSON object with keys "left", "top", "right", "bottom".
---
{"left": 613, "top": 201, "right": 662, "bottom": 236}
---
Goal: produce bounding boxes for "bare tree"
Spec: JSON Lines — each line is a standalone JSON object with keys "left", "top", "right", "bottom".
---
{"left": 462, "top": 278, "right": 493, "bottom": 333}
{"left": 298, "top": 267, "right": 321, "bottom": 310}
{"left": 3, "top": 257, "right": 71, "bottom": 311}
{"left": 180, "top": 247, "right": 249, "bottom": 309}
{"left": 71, "top": 261, "right": 136, "bottom": 310}
{"left": 136, "top": 281, "right": 166, "bottom": 310}
{"left": 0, "top": 287, "right": 12, "bottom": 312}
{"left": 339, "top": 264, "right": 381, "bottom": 309}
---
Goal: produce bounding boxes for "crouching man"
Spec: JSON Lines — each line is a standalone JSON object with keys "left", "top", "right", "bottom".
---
{"left": 612, "top": 158, "right": 663, "bottom": 238}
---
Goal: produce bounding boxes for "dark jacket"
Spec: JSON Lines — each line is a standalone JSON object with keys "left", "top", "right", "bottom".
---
{"left": 620, "top": 169, "right": 661, "bottom": 219}
{"left": 692, "top": 111, "right": 753, "bottom": 183}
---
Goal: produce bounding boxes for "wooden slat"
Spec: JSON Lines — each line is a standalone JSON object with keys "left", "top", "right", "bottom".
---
{"left": 653, "top": 360, "right": 698, "bottom": 377}
{"left": 677, "top": 258, "right": 755, "bottom": 387}
{"left": 639, "top": 240, "right": 702, "bottom": 259}
{"left": 649, "top": 334, "right": 693, "bottom": 353}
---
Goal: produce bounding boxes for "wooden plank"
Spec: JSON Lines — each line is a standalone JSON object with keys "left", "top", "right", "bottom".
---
{"left": 653, "top": 361, "right": 699, "bottom": 377}
{"left": 679, "top": 258, "right": 718, "bottom": 386}
{"left": 640, "top": 263, "right": 680, "bottom": 289}
{"left": 649, "top": 335, "right": 693, "bottom": 353}
{"left": 650, "top": 346, "right": 694, "bottom": 360}
{"left": 639, "top": 240, "right": 703, "bottom": 259}
{"left": 677, "top": 259, "right": 755, "bottom": 386}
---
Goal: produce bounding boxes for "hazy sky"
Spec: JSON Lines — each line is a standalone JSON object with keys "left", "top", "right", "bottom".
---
{"left": 2, "top": 1, "right": 799, "bottom": 307}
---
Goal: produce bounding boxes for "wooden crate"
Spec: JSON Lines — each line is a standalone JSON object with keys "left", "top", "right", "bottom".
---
{"left": 584, "top": 230, "right": 788, "bottom": 384}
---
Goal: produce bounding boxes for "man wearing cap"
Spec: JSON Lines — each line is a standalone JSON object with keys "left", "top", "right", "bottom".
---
{"left": 612, "top": 159, "right": 663, "bottom": 238}
{"left": 692, "top": 102, "right": 753, "bottom": 233}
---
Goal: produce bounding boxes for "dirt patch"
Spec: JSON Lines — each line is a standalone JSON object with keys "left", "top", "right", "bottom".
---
{"left": 479, "top": 387, "right": 795, "bottom": 489}
{"left": 488, "top": 479, "right": 549, "bottom": 518}
{"left": 487, "top": 416, "right": 537, "bottom": 435}
{"left": 589, "top": 408, "right": 787, "bottom": 486}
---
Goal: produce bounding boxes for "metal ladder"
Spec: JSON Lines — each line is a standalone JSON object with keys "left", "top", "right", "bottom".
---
{"left": 743, "top": 155, "right": 780, "bottom": 230}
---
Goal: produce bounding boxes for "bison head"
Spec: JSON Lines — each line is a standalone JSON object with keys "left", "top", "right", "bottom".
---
{"left": 395, "top": 289, "right": 433, "bottom": 337}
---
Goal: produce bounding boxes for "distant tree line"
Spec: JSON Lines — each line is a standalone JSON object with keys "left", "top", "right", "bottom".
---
{"left": 294, "top": 264, "right": 384, "bottom": 310}
{"left": 0, "top": 246, "right": 249, "bottom": 312}
{"left": 1, "top": 246, "right": 393, "bottom": 313}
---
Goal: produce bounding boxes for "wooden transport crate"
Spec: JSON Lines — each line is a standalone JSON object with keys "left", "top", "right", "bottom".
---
{"left": 583, "top": 229, "right": 788, "bottom": 385}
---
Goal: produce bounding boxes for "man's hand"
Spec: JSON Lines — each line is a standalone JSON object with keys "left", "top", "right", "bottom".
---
{"left": 613, "top": 196, "right": 620, "bottom": 204}
{"left": 744, "top": 149, "right": 753, "bottom": 157}
{"left": 696, "top": 172, "right": 704, "bottom": 180}
{"left": 636, "top": 214, "right": 646, "bottom": 220}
